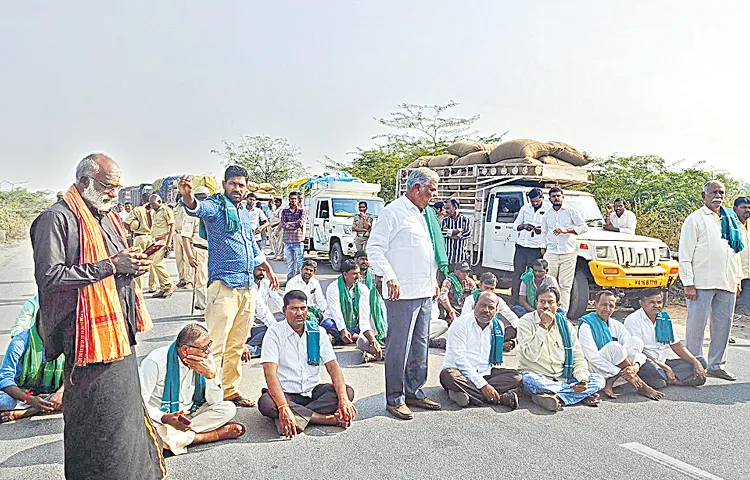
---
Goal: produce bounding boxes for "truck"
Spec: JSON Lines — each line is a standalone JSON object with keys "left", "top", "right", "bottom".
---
{"left": 396, "top": 161, "right": 680, "bottom": 320}
{"left": 300, "top": 176, "right": 385, "bottom": 271}
{"left": 118, "top": 183, "right": 153, "bottom": 206}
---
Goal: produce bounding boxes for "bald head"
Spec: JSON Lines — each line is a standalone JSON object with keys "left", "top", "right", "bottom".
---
{"left": 149, "top": 193, "right": 163, "bottom": 210}
{"left": 474, "top": 291, "right": 499, "bottom": 325}
{"left": 75, "top": 153, "right": 121, "bottom": 212}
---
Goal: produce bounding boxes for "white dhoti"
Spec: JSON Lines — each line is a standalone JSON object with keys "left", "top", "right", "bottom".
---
{"left": 593, "top": 337, "right": 647, "bottom": 380}
{"left": 154, "top": 401, "right": 236, "bottom": 455}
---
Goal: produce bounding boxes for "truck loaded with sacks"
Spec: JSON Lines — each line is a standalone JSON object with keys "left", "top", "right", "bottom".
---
{"left": 397, "top": 139, "right": 680, "bottom": 320}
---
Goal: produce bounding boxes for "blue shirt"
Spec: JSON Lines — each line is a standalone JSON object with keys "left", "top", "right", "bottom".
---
{"left": 0, "top": 329, "right": 30, "bottom": 390}
{"left": 184, "top": 196, "right": 267, "bottom": 289}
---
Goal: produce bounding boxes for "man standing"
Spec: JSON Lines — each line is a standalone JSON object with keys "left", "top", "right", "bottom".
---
{"left": 269, "top": 197, "right": 284, "bottom": 260}
{"left": 322, "top": 259, "right": 370, "bottom": 345}
{"left": 541, "top": 187, "right": 588, "bottom": 314}
{"left": 512, "top": 188, "right": 546, "bottom": 303}
{"left": 179, "top": 166, "right": 279, "bottom": 408}
{"left": 139, "top": 324, "right": 245, "bottom": 455}
{"left": 281, "top": 191, "right": 307, "bottom": 280}
{"left": 126, "top": 193, "right": 154, "bottom": 289}
{"left": 441, "top": 198, "right": 471, "bottom": 265}
{"left": 440, "top": 292, "right": 522, "bottom": 409}
{"left": 352, "top": 201, "right": 374, "bottom": 253}
{"left": 148, "top": 194, "right": 177, "bottom": 298}
{"left": 173, "top": 196, "right": 191, "bottom": 289}
{"left": 247, "top": 192, "right": 269, "bottom": 248}
{"left": 577, "top": 292, "right": 664, "bottom": 400}
{"left": 31, "top": 153, "right": 165, "bottom": 479}
{"left": 258, "top": 291, "right": 357, "bottom": 437}
{"left": 437, "top": 261, "right": 477, "bottom": 321}
{"left": 679, "top": 180, "right": 743, "bottom": 381}
{"left": 367, "top": 167, "right": 444, "bottom": 420}
{"left": 181, "top": 186, "right": 210, "bottom": 311}
{"left": 733, "top": 197, "right": 750, "bottom": 314}
{"left": 286, "top": 259, "right": 328, "bottom": 316}
{"left": 604, "top": 198, "right": 637, "bottom": 234}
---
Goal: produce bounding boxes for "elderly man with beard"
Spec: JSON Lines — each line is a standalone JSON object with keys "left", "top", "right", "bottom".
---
{"left": 440, "top": 292, "right": 522, "bottom": 409}
{"left": 679, "top": 180, "right": 744, "bottom": 381}
{"left": 30, "top": 153, "right": 166, "bottom": 479}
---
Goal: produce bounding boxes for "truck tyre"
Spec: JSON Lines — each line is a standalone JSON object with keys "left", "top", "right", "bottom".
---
{"left": 330, "top": 241, "right": 345, "bottom": 272}
{"left": 567, "top": 269, "right": 590, "bottom": 320}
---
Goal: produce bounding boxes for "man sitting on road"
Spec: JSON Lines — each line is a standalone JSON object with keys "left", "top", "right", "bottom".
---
{"left": 9, "top": 294, "right": 39, "bottom": 338}
{"left": 321, "top": 259, "right": 371, "bottom": 345}
{"left": 624, "top": 288, "right": 707, "bottom": 387}
{"left": 243, "top": 266, "right": 285, "bottom": 359}
{"left": 440, "top": 292, "right": 522, "bottom": 409}
{"left": 286, "top": 259, "right": 328, "bottom": 320}
{"left": 0, "top": 322, "right": 64, "bottom": 424}
{"left": 578, "top": 291, "right": 664, "bottom": 400}
{"left": 513, "top": 258, "right": 561, "bottom": 318}
{"left": 354, "top": 251, "right": 388, "bottom": 363}
{"left": 518, "top": 286, "right": 605, "bottom": 412}
{"left": 258, "top": 290, "right": 357, "bottom": 437}
{"left": 461, "top": 271, "right": 520, "bottom": 352}
{"left": 139, "top": 324, "right": 245, "bottom": 455}
{"left": 438, "top": 261, "right": 477, "bottom": 321}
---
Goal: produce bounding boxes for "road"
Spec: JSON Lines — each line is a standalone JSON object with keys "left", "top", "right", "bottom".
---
{"left": 0, "top": 240, "right": 749, "bottom": 479}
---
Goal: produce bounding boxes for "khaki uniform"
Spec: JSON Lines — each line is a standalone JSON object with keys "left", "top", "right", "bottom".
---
{"left": 172, "top": 204, "right": 190, "bottom": 284}
{"left": 149, "top": 206, "right": 175, "bottom": 291}
{"left": 126, "top": 206, "right": 154, "bottom": 290}
{"left": 353, "top": 212, "right": 373, "bottom": 252}
{"left": 181, "top": 216, "right": 209, "bottom": 310}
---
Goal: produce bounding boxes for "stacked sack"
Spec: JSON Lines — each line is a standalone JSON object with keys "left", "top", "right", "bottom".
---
{"left": 406, "top": 139, "right": 590, "bottom": 168}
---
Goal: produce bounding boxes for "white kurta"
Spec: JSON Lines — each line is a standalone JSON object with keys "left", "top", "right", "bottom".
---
{"left": 578, "top": 317, "right": 647, "bottom": 378}
{"left": 286, "top": 274, "right": 328, "bottom": 312}
{"left": 324, "top": 280, "right": 372, "bottom": 332}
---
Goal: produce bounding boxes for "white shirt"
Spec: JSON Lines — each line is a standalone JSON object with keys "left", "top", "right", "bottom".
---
{"left": 541, "top": 205, "right": 588, "bottom": 254}
{"left": 181, "top": 215, "right": 207, "bottom": 247}
{"left": 286, "top": 275, "right": 328, "bottom": 312}
{"left": 608, "top": 210, "right": 637, "bottom": 235}
{"left": 739, "top": 222, "right": 750, "bottom": 280}
{"left": 460, "top": 293, "right": 520, "bottom": 328}
{"left": 247, "top": 206, "right": 269, "bottom": 241}
{"left": 367, "top": 195, "right": 438, "bottom": 299}
{"left": 324, "top": 280, "right": 372, "bottom": 332}
{"left": 442, "top": 313, "right": 505, "bottom": 389}
{"left": 513, "top": 203, "right": 547, "bottom": 248}
{"left": 254, "top": 279, "right": 283, "bottom": 312}
{"left": 578, "top": 316, "right": 635, "bottom": 377}
{"left": 678, "top": 206, "right": 742, "bottom": 292}
{"left": 139, "top": 346, "right": 224, "bottom": 424}
{"left": 118, "top": 210, "right": 131, "bottom": 222}
{"left": 260, "top": 320, "right": 337, "bottom": 397}
{"left": 623, "top": 308, "right": 679, "bottom": 364}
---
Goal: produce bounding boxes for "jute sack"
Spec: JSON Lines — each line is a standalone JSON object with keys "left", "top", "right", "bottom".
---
{"left": 489, "top": 139, "right": 550, "bottom": 163}
{"left": 247, "top": 182, "right": 259, "bottom": 191}
{"left": 538, "top": 155, "right": 570, "bottom": 166}
{"left": 258, "top": 182, "right": 275, "bottom": 191}
{"left": 454, "top": 151, "right": 490, "bottom": 165}
{"left": 428, "top": 154, "right": 458, "bottom": 167}
{"left": 407, "top": 156, "right": 433, "bottom": 168}
{"left": 447, "top": 141, "right": 493, "bottom": 157}
{"left": 497, "top": 157, "right": 543, "bottom": 165}
{"left": 546, "top": 141, "right": 589, "bottom": 166}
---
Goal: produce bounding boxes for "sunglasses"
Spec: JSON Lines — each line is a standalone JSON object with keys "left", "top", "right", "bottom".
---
{"left": 88, "top": 176, "right": 121, "bottom": 193}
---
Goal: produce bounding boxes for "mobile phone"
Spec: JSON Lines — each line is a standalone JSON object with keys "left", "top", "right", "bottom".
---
{"left": 142, "top": 242, "right": 165, "bottom": 257}
{"left": 177, "top": 414, "right": 192, "bottom": 426}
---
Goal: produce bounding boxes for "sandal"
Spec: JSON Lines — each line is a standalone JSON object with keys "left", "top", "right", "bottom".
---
{"left": 581, "top": 395, "right": 601, "bottom": 407}
{"left": 202, "top": 422, "right": 247, "bottom": 443}
{"left": 225, "top": 395, "right": 255, "bottom": 408}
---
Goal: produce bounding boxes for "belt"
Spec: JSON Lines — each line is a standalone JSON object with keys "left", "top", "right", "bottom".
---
{"left": 133, "top": 233, "right": 150, "bottom": 237}
{"left": 193, "top": 244, "right": 208, "bottom": 251}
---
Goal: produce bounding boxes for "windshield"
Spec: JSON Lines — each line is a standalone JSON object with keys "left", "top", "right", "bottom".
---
{"left": 332, "top": 198, "right": 384, "bottom": 217}
{"left": 555, "top": 195, "right": 605, "bottom": 228}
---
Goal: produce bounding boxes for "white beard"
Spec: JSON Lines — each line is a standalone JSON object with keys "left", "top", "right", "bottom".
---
{"left": 82, "top": 182, "right": 114, "bottom": 212}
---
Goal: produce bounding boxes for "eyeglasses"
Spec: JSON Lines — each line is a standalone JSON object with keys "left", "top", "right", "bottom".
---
{"left": 88, "top": 177, "right": 121, "bottom": 193}
{"left": 185, "top": 340, "right": 212, "bottom": 353}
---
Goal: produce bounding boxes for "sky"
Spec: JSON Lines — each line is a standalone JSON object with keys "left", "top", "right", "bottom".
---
{"left": 1, "top": 1, "right": 749, "bottom": 192}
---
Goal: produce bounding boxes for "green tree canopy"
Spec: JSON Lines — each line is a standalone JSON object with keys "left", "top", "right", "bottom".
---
{"left": 211, "top": 135, "right": 307, "bottom": 187}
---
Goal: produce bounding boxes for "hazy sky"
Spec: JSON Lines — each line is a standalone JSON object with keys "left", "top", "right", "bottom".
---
{"left": 2, "top": 1, "right": 749, "bottom": 192}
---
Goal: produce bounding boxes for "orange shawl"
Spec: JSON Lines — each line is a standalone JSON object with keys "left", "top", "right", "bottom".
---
{"left": 63, "top": 185, "right": 152, "bottom": 366}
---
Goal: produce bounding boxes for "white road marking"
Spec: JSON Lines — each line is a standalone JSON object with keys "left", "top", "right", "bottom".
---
{"left": 620, "top": 442, "right": 723, "bottom": 480}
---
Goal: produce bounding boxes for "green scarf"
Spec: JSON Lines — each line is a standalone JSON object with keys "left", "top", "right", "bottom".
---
{"left": 424, "top": 205, "right": 449, "bottom": 277}
{"left": 338, "top": 275, "right": 361, "bottom": 331}
{"left": 577, "top": 312, "right": 613, "bottom": 350}
{"left": 199, "top": 193, "right": 241, "bottom": 240}
{"left": 520, "top": 267, "right": 537, "bottom": 307}
{"left": 655, "top": 311, "right": 675, "bottom": 345}
{"left": 555, "top": 312, "right": 575, "bottom": 380}
{"left": 161, "top": 342, "right": 206, "bottom": 414}
{"left": 447, "top": 273, "right": 464, "bottom": 304}
{"left": 364, "top": 270, "right": 387, "bottom": 346}
{"left": 305, "top": 320, "right": 321, "bottom": 366}
{"left": 307, "top": 305, "right": 323, "bottom": 323}
{"left": 720, "top": 206, "right": 745, "bottom": 253}
{"left": 488, "top": 316, "right": 505, "bottom": 366}
{"left": 18, "top": 324, "right": 65, "bottom": 395}
{"left": 471, "top": 289, "right": 481, "bottom": 303}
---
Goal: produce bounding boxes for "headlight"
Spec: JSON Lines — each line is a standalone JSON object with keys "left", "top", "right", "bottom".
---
{"left": 344, "top": 226, "right": 352, "bottom": 235}
{"left": 659, "top": 246, "right": 670, "bottom": 260}
{"left": 595, "top": 246, "right": 610, "bottom": 259}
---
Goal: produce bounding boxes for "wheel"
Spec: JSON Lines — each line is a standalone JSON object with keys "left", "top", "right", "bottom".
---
{"left": 567, "top": 269, "right": 590, "bottom": 320}
{"left": 330, "top": 241, "right": 344, "bottom": 272}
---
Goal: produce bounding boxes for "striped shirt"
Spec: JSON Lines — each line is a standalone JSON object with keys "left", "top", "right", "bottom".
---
{"left": 441, "top": 214, "right": 472, "bottom": 264}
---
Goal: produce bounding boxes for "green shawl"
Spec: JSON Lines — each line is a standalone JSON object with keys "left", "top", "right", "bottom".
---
{"left": 338, "top": 275, "right": 361, "bottom": 331}
{"left": 364, "top": 269, "right": 388, "bottom": 346}
{"left": 520, "top": 267, "right": 537, "bottom": 307}
{"left": 199, "top": 193, "right": 241, "bottom": 240}
{"left": 160, "top": 342, "right": 206, "bottom": 414}
{"left": 446, "top": 273, "right": 464, "bottom": 304}
{"left": 18, "top": 324, "right": 65, "bottom": 395}
{"left": 424, "top": 206, "right": 449, "bottom": 277}
{"left": 720, "top": 206, "right": 745, "bottom": 253}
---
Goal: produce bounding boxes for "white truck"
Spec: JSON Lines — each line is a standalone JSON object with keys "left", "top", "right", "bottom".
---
{"left": 302, "top": 179, "right": 385, "bottom": 271}
{"left": 396, "top": 162, "right": 679, "bottom": 319}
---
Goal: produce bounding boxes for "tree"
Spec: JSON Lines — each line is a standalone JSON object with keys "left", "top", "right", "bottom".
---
{"left": 0, "top": 187, "right": 52, "bottom": 239}
{"left": 211, "top": 135, "right": 307, "bottom": 187}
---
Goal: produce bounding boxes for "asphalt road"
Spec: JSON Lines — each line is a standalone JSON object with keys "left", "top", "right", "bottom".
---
{"left": 0, "top": 240, "right": 749, "bottom": 480}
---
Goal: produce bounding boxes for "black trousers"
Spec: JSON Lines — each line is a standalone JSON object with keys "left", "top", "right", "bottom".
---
{"left": 258, "top": 383, "right": 354, "bottom": 431}
{"left": 512, "top": 245, "right": 543, "bottom": 303}
{"left": 440, "top": 368, "right": 522, "bottom": 406}
{"left": 638, "top": 358, "right": 708, "bottom": 386}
